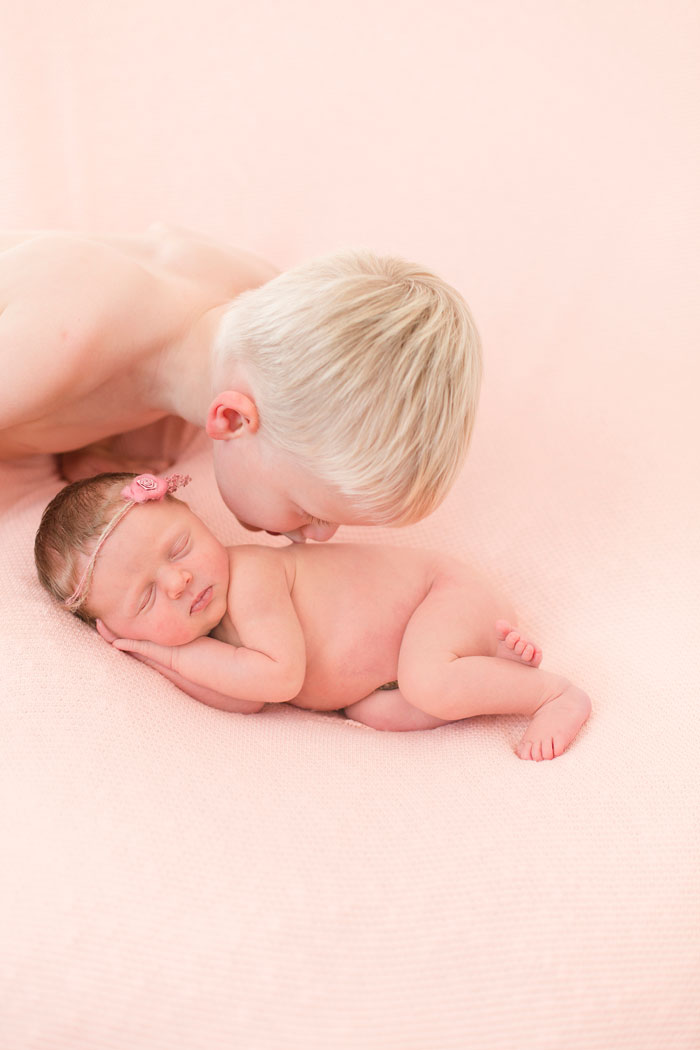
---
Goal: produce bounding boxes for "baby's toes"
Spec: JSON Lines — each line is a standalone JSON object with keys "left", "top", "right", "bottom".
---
{"left": 533, "top": 740, "right": 545, "bottom": 761}
{"left": 553, "top": 734, "right": 568, "bottom": 758}
{"left": 540, "top": 736, "right": 555, "bottom": 761}
{"left": 519, "top": 737, "right": 543, "bottom": 761}
{"left": 517, "top": 739, "right": 533, "bottom": 760}
{"left": 495, "top": 619, "right": 513, "bottom": 640}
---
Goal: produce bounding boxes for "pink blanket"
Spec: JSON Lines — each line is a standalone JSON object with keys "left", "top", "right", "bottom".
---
{"left": 1, "top": 2, "right": 698, "bottom": 1047}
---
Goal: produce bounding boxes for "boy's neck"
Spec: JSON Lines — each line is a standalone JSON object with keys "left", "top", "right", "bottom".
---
{"left": 149, "top": 304, "right": 228, "bottom": 425}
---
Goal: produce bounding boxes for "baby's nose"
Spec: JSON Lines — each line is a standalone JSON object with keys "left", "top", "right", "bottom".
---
{"left": 164, "top": 566, "right": 193, "bottom": 597}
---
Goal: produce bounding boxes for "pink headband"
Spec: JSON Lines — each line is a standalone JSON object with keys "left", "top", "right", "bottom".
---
{"left": 65, "top": 473, "right": 191, "bottom": 612}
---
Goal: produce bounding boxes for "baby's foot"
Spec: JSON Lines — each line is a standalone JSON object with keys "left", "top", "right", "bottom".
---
{"left": 517, "top": 685, "right": 591, "bottom": 761}
{"left": 495, "top": 620, "right": 543, "bottom": 668}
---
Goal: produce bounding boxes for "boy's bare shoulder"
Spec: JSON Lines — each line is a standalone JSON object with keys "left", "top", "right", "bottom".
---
{"left": 142, "top": 223, "right": 279, "bottom": 295}
{"left": 0, "top": 235, "right": 164, "bottom": 430}
{"left": 0, "top": 227, "right": 281, "bottom": 461}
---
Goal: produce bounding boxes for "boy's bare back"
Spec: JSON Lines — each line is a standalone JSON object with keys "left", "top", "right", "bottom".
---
{"left": 0, "top": 226, "right": 275, "bottom": 460}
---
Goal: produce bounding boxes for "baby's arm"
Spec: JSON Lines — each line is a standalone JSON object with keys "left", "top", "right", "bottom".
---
{"left": 96, "top": 620, "right": 264, "bottom": 713}
{"left": 104, "top": 551, "right": 306, "bottom": 707}
{"left": 112, "top": 633, "right": 303, "bottom": 703}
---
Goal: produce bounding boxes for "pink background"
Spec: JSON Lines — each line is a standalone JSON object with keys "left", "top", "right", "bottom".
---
{"left": 1, "top": 3, "right": 699, "bottom": 1048}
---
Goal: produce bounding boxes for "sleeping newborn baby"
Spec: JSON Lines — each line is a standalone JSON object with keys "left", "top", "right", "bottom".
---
{"left": 35, "top": 472, "right": 591, "bottom": 760}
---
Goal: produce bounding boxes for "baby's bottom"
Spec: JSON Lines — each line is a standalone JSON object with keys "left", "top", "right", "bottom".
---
{"left": 344, "top": 572, "right": 591, "bottom": 761}
{"left": 344, "top": 686, "right": 452, "bottom": 732}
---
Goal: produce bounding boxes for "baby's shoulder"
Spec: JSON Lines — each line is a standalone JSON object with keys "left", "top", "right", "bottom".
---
{"left": 225, "top": 545, "right": 297, "bottom": 626}
{"left": 227, "top": 543, "right": 293, "bottom": 587}
{"left": 228, "top": 542, "right": 288, "bottom": 565}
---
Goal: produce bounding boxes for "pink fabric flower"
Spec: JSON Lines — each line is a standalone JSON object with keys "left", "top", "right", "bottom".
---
{"left": 119, "top": 473, "right": 191, "bottom": 503}
{"left": 120, "top": 474, "right": 170, "bottom": 502}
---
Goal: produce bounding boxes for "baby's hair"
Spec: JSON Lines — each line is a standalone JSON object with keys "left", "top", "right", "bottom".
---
{"left": 34, "top": 472, "right": 177, "bottom": 625}
{"left": 213, "top": 248, "right": 482, "bottom": 525}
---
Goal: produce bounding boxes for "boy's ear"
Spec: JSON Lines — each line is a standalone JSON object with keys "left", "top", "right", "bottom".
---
{"left": 205, "top": 391, "right": 260, "bottom": 440}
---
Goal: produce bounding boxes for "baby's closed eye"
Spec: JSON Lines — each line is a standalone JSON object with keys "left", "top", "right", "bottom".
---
{"left": 137, "top": 585, "right": 155, "bottom": 614}
{"left": 170, "top": 533, "right": 190, "bottom": 558}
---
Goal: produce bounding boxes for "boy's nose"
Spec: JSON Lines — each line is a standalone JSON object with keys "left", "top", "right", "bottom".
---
{"left": 285, "top": 522, "right": 339, "bottom": 543}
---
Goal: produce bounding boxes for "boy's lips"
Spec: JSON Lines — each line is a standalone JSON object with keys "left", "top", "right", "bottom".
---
{"left": 190, "top": 586, "right": 213, "bottom": 614}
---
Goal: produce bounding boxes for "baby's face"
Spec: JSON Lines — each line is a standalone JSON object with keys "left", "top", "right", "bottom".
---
{"left": 213, "top": 434, "right": 377, "bottom": 542}
{"left": 86, "top": 498, "right": 230, "bottom": 645}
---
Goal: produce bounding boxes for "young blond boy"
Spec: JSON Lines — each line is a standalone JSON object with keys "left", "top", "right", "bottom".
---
{"left": 1, "top": 226, "right": 481, "bottom": 540}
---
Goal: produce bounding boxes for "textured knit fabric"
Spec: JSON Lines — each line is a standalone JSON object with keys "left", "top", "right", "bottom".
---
{"left": 1, "top": 2, "right": 699, "bottom": 1047}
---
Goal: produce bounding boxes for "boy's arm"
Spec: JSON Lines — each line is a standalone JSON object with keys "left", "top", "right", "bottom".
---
{"left": 0, "top": 304, "right": 61, "bottom": 436}
{"left": 102, "top": 551, "right": 306, "bottom": 705}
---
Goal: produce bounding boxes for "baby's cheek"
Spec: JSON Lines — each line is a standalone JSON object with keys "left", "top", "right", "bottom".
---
{"left": 159, "top": 622, "right": 203, "bottom": 646}
{"left": 131, "top": 611, "right": 195, "bottom": 647}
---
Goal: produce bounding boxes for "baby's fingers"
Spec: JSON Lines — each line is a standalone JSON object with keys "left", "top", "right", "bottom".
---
{"left": 111, "top": 636, "right": 175, "bottom": 670}
{"left": 112, "top": 637, "right": 155, "bottom": 656}
{"left": 96, "top": 619, "right": 118, "bottom": 644}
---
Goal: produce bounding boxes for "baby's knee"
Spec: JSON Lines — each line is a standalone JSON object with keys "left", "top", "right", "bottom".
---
{"left": 397, "top": 667, "right": 446, "bottom": 719}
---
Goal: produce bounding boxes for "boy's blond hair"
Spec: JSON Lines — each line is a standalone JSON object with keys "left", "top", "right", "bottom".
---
{"left": 213, "top": 249, "right": 482, "bottom": 524}
{"left": 35, "top": 473, "right": 175, "bottom": 625}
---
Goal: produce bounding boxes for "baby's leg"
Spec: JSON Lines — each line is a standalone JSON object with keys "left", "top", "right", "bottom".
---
{"left": 397, "top": 578, "right": 591, "bottom": 760}
{"left": 344, "top": 686, "right": 451, "bottom": 732}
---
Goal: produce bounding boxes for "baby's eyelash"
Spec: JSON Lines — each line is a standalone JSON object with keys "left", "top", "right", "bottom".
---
{"left": 170, "top": 535, "right": 190, "bottom": 559}
{"left": 138, "top": 585, "right": 155, "bottom": 614}
{"left": 308, "top": 515, "right": 331, "bottom": 527}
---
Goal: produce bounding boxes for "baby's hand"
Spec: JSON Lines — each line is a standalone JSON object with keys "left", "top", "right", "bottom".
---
{"left": 95, "top": 619, "right": 177, "bottom": 672}
{"left": 95, "top": 619, "right": 119, "bottom": 645}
